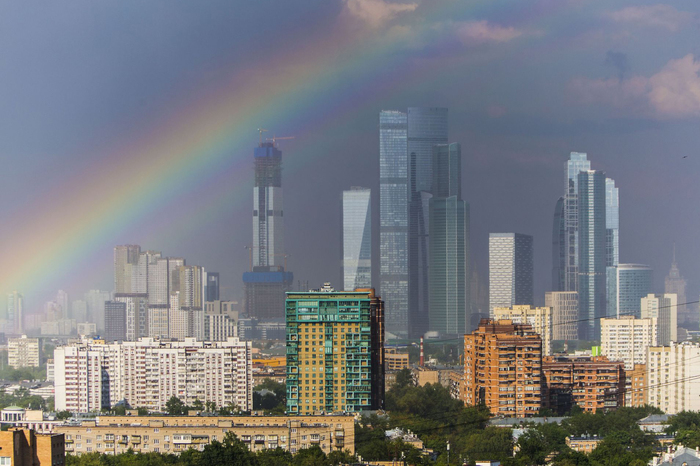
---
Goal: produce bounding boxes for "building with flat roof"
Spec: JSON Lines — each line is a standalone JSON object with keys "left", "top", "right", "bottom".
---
{"left": 7, "top": 335, "right": 39, "bottom": 368}
{"left": 55, "top": 414, "right": 354, "bottom": 456}
{"left": 493, "top": 306, "right": 552, "bottom": 355}
{"left": 0, "top": 428, "right": 64, "bottom": 466}
{"left": 647, "top": 342, "right": 700, "bottom": 414}
{"left": 285, "top": 284, "right": 384, "bottom": 414}
{"left": 641, "top": 293, "right": 678, "bottom": 346}
{"left": 600, "top": 315, "right": 657, "bottom": 370}
{"left": 385, "top": 348, "right": 409, "bottom": 371}
{"left": 489, "top": 233, "right": 533, "bottom": 316}
{"left": 545, "top": 291, "right": 578, "bottom": 341}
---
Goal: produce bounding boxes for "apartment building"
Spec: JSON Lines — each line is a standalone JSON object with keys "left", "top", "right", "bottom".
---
{"left": 542, "top": 355, "right": 625, "bottom": 414}
{"left": 8, "top": 335, "right": 40, "bottom": 368}
{"left": 54, "top": 337, "right": 252, "bottom": 413}
{"left": 493, "top": 306, "right": 553, "bottom": 355}
{"left": 647, "top": 342, "right": 700, "bottom": 414}
{"left": 600, "top": 316, "right": 657, "bottom": 370}
{"left": 0, "top": 428, "right": 65, "bottom": 466}
{"left": 55, "top": 415, "right": 354, "bottom": 456}
{"left": 626, "top": 364, "right": 647, "bottom": 408}
{"left": 463, "top": 319, "right": 542, "bottom": 418}
{"left": 385, "top": 348, "right": 410, "bottom": 371}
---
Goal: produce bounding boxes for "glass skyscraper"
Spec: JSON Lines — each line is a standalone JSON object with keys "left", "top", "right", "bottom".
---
{"left": 552, "top": 196, "right": 566, "bottom": 291}
{"left": 342, "top": 187, "right": 372, "bottom": 291}
{"left": 489, "top": 233, "right": 534, "bottom": 314}
{"left": 577, "top": 170, "right": 607, "bottom": 340}
{"left": 607, "top": 264, "right": 653, "bottom": 318}
{"left": 379, "top": 110, "right": 409, "bottom": 337}
{"left": 605, "top": 178, "right": 619, "bottom": 267}
{"left": 429, "top": 143, "right": 469, "bottom": 335}
{"left": 564, "top": 152, "right": 591, "bottom": 292}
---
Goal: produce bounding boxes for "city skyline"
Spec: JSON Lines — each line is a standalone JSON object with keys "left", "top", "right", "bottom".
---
{"left": 1, "top": 1, "right": 699, "bottom": 319}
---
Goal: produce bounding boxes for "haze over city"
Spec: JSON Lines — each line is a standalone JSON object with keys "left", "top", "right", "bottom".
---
{"left": 1, "top": 0, "right": 699, "bottom": 312}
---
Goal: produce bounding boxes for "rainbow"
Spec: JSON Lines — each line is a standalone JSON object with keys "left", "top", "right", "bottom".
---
{"left": 2, "top": 1, "right": 541, "bottom": 306}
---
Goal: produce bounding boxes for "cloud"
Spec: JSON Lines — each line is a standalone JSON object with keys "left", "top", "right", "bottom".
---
{"left": 569, "top": 54, "right": 700, "bottom": 118}
{"left": 342, "top": 0, "right": 418, "bottom": 28}
{"left": 457, "top": 20, "right": 525, "bottom": 45}
{"left": 604, "top": 51, "right": 629, "bottom": 81}
{"left": 607, "top": 4, "right": 697, "bottom": 32}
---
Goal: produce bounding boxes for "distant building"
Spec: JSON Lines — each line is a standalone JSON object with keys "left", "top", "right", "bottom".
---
{"left": 665, "top": 244, "right": 690, "bottom": 328}
{"left": 647, "top": 342, "right": 700, "bottom": 414}
{"left": 341, "top": 187, "right": 372, "bottom": 292}
{"left": 114, "top": 293, "right": 148, "bottom": 341}
{"left": 243, "top": 271, "right": 294, "bottom": 320}
{"left": 84, "top": 289, "right": 111, "bottom": 332}
{"left": 463, "top": 319, "right": 542, "bottom": 418}
{"left": 607, "top": 264, "right": 653, "bottom": 319}
{"left": 7, "top": 291, "right": 24, "bottom": 335}
{"left": 552, "top": 197, "right": 566, "bottom": 292}
{"left": 385, "top": 348, "right": 409, "bottom": 371}
{"left": 563, "top": 152, "right": 591, "bottom": 293}
{"left": 55, "top": 414, "right": 354, "bottom": 456}
{"left": 600, "top": 316, "right": 657, "bottom": 370}
{"left": 7, "top": 335, "right": 40, "bottom": 368}
{"left": 545, "top": 291, "right": 578, "bottom": 341}
{"left": 542, "top": 355, "right": 625, "bottom": 414}
{"left": 605, "top": 177, "right": 619, "bottom": 268}
{"left": 206, "top": 272, "right": 220, "bottom": 302}
{"left": 54, "top": 337, "right": 252, "bottom": 413}
{"left": 626, "top": 364, "right": 647, "bottom": 408}
{"left": 204, "top": 300, "right": 238, "bottom": 341}
{"left": 641, "top": 294, "right": 678, "bottom": 345}
{"left": 488, "top": 233, "right": 534, "bottom": 315}
{"left": 285, "top": 284, "right": 385, "bottom": 414}
{"left": 493, "top": 306, "right": 553, "bottom": 355}
{"left": 104, "top": 301, "right": 127, "bottom": 342}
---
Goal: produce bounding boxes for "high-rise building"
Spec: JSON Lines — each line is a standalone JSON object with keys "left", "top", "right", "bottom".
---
{"left": 665, "top": 244, "right": 690, "bottom": 328}
{"left": 545, "top": 291, "right": 578, "bottom": 341}
{"left": 204, "top": 300, "right": 238, "bottom": 341}
{"left": 114, "top": 293, "right": 148, "bottom": 341}
{"left": 341, "top": 187, "right": 372, "bottom": 291}
{"left": 552, "top": 197, "right": 566, "bottom": 291}
{"left": 489, "top": 233, "right": 533, "bottom": 315}
{"left": 605, "top": 178, "right": 619, "bottom": 267}
{"left": 429, "top": 143, "right": 469, "bottom": 335}
{"left": 7, "top": 335, "right": 40, "bottom": 368}
{"left": 463, "top": 319, "right": 542, "bottom": 418}
{"left": 607, "top": 264, "right": 653, "bottom": 318}
{"left": 56, "top": 290, "right": 69, "bottom": 319}
{"left": 84, "top": 290, "right": 111, "bottom": 332}
{"left": 114, "top": 245, "right": 141, "bottom": 293}
{"left": 564, "top": 152, "right": 591, "bottom": 292}
{"left": 54, "top": 337, "right": 253, "bottom": 413}
{"left": 408, "top": 107, "right": 448, "bottom": 338}
{"left": 641, "top": 293, "right": 677, "bottom": 346}
{"left": 244, "top": 141, "right": 293, "bottom": 321}
{"left": 493, "top": 306, "right": 553, "bottom": 355}
{"left": 379, "top": 110, "right": 409, "bottom": 338}
{"left": 7, "top": 291, "right": 23, "bottom": 335}
{"left": 206, "top": 272, "right": 220, "bottom": 302}
{"left": 600, "top": 316, "right": 657, "bottom": 370}
{"left": 104, "top": 301, "right": 127, "bottom": 342}
{"left": 577, "top": 170, "right": 607, "bottom": 340}
{"left": 71, "top": 299, "right": 88, "bottom": 323}
{"left": 647, "top": 342, "right": 700, "bottom": 414}
{"left": 285, "top": 284, "right": 384, "bottom": 414}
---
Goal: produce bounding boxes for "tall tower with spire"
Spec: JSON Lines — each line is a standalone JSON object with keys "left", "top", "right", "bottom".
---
{"left": 665, "top": 243, "right": 691, "bottom": 329}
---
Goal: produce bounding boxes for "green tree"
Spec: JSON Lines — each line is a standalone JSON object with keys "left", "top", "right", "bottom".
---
{"left": 56, "top": 410, "right": 72, "bottom": 420}
{"left": 165, "top": 396, "right": 186, "bottom": 416}
{"left": 292, "top": 445, "right": 327, "bottom": 466}
{"left": 199, "top": 432, "right": 256, "bottom": 466}
{"left": 256, "top": 447, "right": 294, "bottom": 466}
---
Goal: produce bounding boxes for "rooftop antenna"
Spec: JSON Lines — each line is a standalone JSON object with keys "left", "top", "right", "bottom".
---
{"left": 257, "top": 128, "right": 268, "bottom": 146}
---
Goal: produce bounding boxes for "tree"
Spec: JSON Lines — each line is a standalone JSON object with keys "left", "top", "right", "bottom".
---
{"left": 56, "top": 410, "right": 72, "bottom": 420}
{"left": 256, "top": 447, "right": 294, "bottom": 466}
{"left": 292, "top": 445, "right": 327, "bottom": 466}
{"left": 199, "top": 432, "right": 256, "bottom": 466}
{"left": 165, "top": 396, "right": 186, "bottom": 416}
{"left": 192, "top": 399, "right": 204, "bottom": 411}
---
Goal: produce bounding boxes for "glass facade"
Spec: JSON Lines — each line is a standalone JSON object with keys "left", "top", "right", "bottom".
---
{"left": 552, "top": 197, "right": 566, "bottom": 291}
{"left": 577, "top": 170, "right": 607, "bottom": 340}
{"left": 379, "top": 111, "right": 408, "bottom": 337}
{"left": 605, "top": 178, "right": 619, "bottom": 267}
{"left": 342, "top": 188, "right": 372, "bottom": 291}
{"left": 489, "top": 233, "right": 533, "bottom": 315}
{"left": 608, "top": 264, "right": 653, "bottom": 318}
{"left": 564, "top": 152, "right": 591, "bottom": 292}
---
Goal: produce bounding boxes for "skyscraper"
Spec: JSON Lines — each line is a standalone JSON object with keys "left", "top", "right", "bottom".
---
{"left": 552, "top": 197, "right": 566, "bottom": 291}
{"left": 407, "top": 107, "right": 448, "bottom": 338}
{"left": 607, "top": 264, "right": 653, "bottom": 318}
{"left": 243, "top": 141, "right": 293, "bottom": 320}
{"left": 429, "top": 143, "right": 469, "bottom": 335}
{"left": 206, "top": 272, "right": 220, "bottom": 302}
{"left": 341, "top": 187, "right": 372, "bottom": 291}
{"left": 7, "top": 291, "right": 23, "bottom": 335}
{"left": 489, "top": 233, "right": 533, "bottom": 314}
{"left": 285, "top": 284, "right": 384, "bottom": 414}
{"left": 605, "top": 178, "right": 619, "bottom": 267}
{"left": 114, "top": 245, "right": 141, "bottom": 293}
{"left": 641, "top": 293, "right": 677, "bottom": 346}
{"left": 564, "top": 152, "right": 591, "bottom": 292}
{"left": 665, "top": 244, "right": 689, "bottom": 328}
{"left": 379, "top": 110, "right": 409, "bottom": 337}
{"left": 577, "top": 170, "right": 607, "bottom": 340}
{"left": 104, "top": 301, "right": 127, "bottom": 342}
{"left": 85, "top": 290, "right": 111, "bottom": 332}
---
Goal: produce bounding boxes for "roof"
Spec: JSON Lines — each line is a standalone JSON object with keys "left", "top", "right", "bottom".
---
{"left": 638, "top": 414, "right": 670, "bottom": 424}
{"left": 489, "top": 417, "right": 568, "bottom": 427}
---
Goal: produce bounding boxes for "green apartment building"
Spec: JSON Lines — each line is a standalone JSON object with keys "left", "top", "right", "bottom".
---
{"left": 286, "top": 284, "right": 384, "bottom": 414}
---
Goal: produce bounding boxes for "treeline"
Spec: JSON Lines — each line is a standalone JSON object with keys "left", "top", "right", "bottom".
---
{"left": 66, "top": 434, "right": 353, "bottom": 466}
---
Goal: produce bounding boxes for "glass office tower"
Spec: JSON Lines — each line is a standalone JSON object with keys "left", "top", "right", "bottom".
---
{"left": 608, "top": 264, "right": 653, "bottom": 318}
{"left": 564, "top": 152, "right": 591, "bottom": 292}
{"left": 342, "top": 187, "right": 372, "bottom": 291}
{"left": 605, "top": 178, "right": 619, "bottom": 267}
{"left": 489, "top": 233, "right": 534, "bottom": 314}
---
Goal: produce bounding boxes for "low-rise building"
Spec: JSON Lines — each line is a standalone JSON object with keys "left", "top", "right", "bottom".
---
{"left": 385, "top": 348, "right": 409, "bottom": 371}
{"left": 8, "top": 335, "right": 40, "bottom": 368}
{"left": 0, "top": 428, "right": 65, "bottom": 465}
{"left": 55, "top": 415, "right": 354, "bottom": 456}
{"left": 542, "top": 355, "right": 625, "bottom": 414}
{"left": 566, "top": 435, "right": 601, "bottom": 454}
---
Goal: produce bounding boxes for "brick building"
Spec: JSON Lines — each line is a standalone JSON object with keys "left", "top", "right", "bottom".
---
{"left": 463, "top": 319, "right": 542, "bottom": 417}
{"left": 0, "top": 428, "right": 64, "bottom": 466}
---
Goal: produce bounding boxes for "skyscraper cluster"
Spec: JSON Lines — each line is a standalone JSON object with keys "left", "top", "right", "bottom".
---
{"left": 378, "top": 108, "right": 470, "bottom": 338}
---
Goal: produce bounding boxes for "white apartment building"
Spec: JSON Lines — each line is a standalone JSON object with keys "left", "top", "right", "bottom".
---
{"left": 600, "top": 316, "right": 657, "bottom": 370}
{"left": 641, "top": 293, "right": 678, "bottom": 346}
{"left": 647, "top": 342, "right": 700, "bottom": 414}
{"left": 7, "top": 335, "right": 40, "bottom": 368}
{"left": 493, "top": 305, "right": 553, "bottom": 355}
{"left": 54, "top": 337, "right": 253, "bottom": 413}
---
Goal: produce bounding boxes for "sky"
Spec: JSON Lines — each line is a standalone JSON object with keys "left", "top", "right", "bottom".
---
{"left": 1, "top": 0, "right": 699, "bottom": 313}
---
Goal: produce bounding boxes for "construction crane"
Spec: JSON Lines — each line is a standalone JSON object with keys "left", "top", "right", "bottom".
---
{"left": 257, "top": 128, "right": 268, "bottom": 145}
{"left": 266, "top": 135, "right": 295, "bottom": 147}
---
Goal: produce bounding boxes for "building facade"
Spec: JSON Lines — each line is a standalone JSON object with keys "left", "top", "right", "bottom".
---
{"left": 8, "top": 335, "right": 40, "bottom": 368}
{"left": 493, "top": 306, "right": 553, "bottom": 356}
{"left": 0, "top": 428, "right": 64, "bottom": 466}
{"left": 463, "top": 319, "right": 542, "bottom": 418}
{"left": 56, "top": 415, "right": 354, "bottom": 456}
{"left": 285, "top": 285, "right": 384, "bottom": 414}
{"left": 647, "top": 343, "right": 700, "bottom": 414}
{"left": 600, "top": 316, "right": 657, "bottom": 370}
{"left": 489, "top": 233, "right": 534, "bottom": 315}
{"left": 429, "top": 143, "right": 469, "bottom": 336}
{"left": 545, "top": 291, "right": 578, "bottom": 341}
{"left": 54, "top": 337, "right": 252, "bottom": 413}
{"left": 341, "top": 187, "right": 372, "bottom": 292}
{"left": 641, "top": 293, "right": 677, "bottom": 346}
{"left": 607, "top": 264, "right": 653, "bottom": 319}
{"left": 605, "top": 178, "right": 619, "bottom": 268}
{"left": 563, "top": 152, "right": 592, "bottom": 293}
{"left": 7, "top": 291, "right": 24, "bottom": 335}
{"left": 665, "top": 245, "right": 690, "bottom": 328}
{"left": 552, "top": 197, "right": 566, "bottom": 292}
{"left": 104, "top": 301, "right": 127, "bottom": 342}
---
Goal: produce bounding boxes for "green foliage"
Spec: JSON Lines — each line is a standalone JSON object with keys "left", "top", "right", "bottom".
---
{"left": 56, "top": 410, "right": 72, "bottom": 420}
{"left": 253, "top": 379, "right": 286, "bottom": 414}
{"left": 0, "top": 366, "right": 46, "bottom": 381}
{"left": 666, "top": 411, "right": 700, "bottom": 448}
{"left": 165, "top": 396, "right": 187, "bottom": 416}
